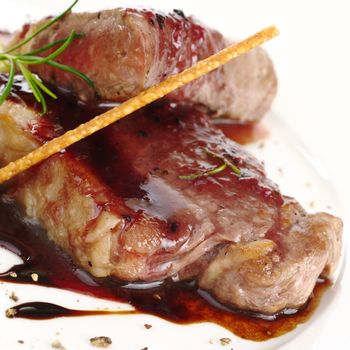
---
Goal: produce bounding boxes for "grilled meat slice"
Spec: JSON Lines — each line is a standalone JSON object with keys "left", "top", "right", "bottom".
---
{"left": 198, "top": 200, "right": 342, "bottom": 314}
{"left": 0, "top": 76, "right": 342, "bottom": 314}
{"left": 8, "top": 8, "right": 277, "bottom": 122}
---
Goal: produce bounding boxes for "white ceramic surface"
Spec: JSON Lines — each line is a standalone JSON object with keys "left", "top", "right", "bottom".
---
{"left": 1, "top": 1, "right": 349, "bottom": 349}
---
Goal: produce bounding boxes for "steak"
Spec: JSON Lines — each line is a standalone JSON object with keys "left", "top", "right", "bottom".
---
{"left": 0, "top": 75, "right": 342, "bottom": 314}
{"left": 8, "top": 8, "right": 277, "bottom": 122}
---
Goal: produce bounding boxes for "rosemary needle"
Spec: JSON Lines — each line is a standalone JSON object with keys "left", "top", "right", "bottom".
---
{"left": 205, "top": 149, "right": 241, "bottom": 175}
{"left": 4, "top": 0, "right": 79, "bottom": 54}
{"left": 0, "top": 0, "right": 93, "bottom": 114}
{"left": 179, "top": 148, "right": 241, "bottom": 181}
{"left": 179, "top": 163, "right": 228, "bottom": 180}
{"left": 0, "top": 59, "right": 15, "bottom": 106}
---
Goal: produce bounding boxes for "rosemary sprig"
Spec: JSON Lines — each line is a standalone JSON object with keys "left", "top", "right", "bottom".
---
{"left": 5, "top": 0, "right": 79, "bottom": 54}
{"left": 205, "top": 149, "right": 241, "bottom": 175}
{"left": 0, "top": 0, "right": 93, "bottom": 114}
{"left": 179, "top": 148, "right": 241, "bottom": 181}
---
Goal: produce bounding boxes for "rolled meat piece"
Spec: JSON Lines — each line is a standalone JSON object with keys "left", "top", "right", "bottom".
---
{"left": 8, "top": 8, "right": 277, "bottom": 122}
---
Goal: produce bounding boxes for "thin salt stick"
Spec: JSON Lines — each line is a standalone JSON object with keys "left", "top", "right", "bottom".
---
{"left": 0, "top": 25, "right": 279, "bottom": 184}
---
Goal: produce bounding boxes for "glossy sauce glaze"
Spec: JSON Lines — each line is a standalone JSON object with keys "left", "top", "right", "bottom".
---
{"left": 0, "top": 83, "right": 331, "bottom": 340}
{"left": 4, "top": 76, "right": 287, "bottom": 287}
{"left": 0, "top": 151, "right": 329, "bottom": 341}
{"left": 0, "top": 76, "right": 330, "bottom": 340}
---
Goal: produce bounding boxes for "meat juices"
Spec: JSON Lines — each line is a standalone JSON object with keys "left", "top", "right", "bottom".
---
{"left": 0, "top": 75, "right": 342, "bottom": 314}
{"left": 8, "top": 8, "right": 277, "bottom": 122}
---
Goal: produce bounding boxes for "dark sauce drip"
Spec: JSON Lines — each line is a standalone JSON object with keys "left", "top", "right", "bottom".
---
{"left": 0, "top": 192, "right": 330, "bottom": 341}
{"left": 7, "top": 302, "right": 136, "bottom": 320}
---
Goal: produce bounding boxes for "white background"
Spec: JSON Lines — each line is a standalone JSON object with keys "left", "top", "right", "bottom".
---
{"left": 1, "top": 0, "right": 349, "bottom": 349}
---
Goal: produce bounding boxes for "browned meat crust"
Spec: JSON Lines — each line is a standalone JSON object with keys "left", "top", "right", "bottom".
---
{"left": 8, "top": 8, "right": 277, "bottom": 122}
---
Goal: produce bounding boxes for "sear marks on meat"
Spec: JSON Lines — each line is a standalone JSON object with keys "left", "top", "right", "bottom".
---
{"left": 7, "top": 8, "right": 277, "bottom": 122}
{"left": 0, "top": 76, "right": 342, "bottom": 314}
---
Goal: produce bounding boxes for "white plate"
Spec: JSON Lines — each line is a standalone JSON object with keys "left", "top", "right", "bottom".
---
{"left": 0, "top": 1, "right": 349, "bottom": 349}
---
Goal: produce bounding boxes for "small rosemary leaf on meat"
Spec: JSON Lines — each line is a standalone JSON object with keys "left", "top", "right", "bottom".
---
{"left": 179, "top": 162, "right": 227, "bottom": 180}
{"left": 205, "top": 149, "right": 241, "bottom": 175}
{"left": 179, "top": 148, "right": 241, "bottom": 181}
{"left": 178, "top": 172, "right": 204, "bottom": 180}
